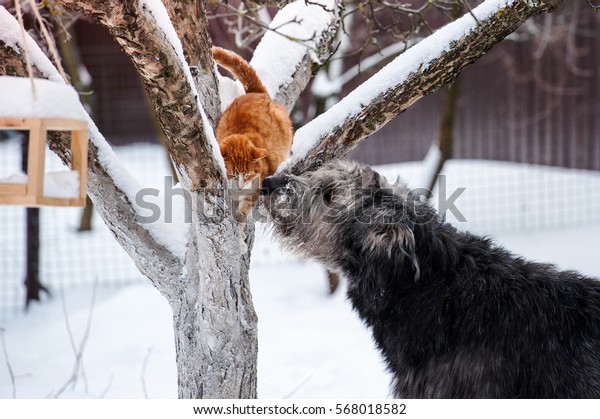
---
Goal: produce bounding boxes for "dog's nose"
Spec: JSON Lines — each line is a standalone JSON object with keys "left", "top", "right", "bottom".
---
{"left": 261, "top": 176, "right": 288, "bottom": 195}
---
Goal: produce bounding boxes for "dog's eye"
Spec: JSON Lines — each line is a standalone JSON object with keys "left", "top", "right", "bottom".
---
{"left": 323, "top": 187, "right": 335, "bottom": 204}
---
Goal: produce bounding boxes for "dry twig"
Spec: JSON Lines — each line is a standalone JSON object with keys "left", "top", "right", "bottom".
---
{"left": 0, "top": 328, "right": 16, "bottom": 399}
{"left": 51, "top": 282, "right": 97, "bottom": 398}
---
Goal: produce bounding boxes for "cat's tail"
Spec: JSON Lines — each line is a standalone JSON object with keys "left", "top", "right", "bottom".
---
{"left": 212, "top": 46, "right": 267, "bottom": 95}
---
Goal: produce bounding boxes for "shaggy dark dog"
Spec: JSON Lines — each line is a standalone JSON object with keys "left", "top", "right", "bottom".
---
{"left": 261, "top": 160, "right": 600, "bottom": 398}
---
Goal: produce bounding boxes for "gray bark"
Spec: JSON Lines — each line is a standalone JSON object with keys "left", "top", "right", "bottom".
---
{"left": 162, "top": 0, "right": 221, "bottom": 128}
{"left": 172, "top": 200, "right": 258, "bottom": 398}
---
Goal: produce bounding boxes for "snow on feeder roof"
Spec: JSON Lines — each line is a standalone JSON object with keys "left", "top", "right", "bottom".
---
{"left": 0, "top": 76, "right": 88, "bottom": 207}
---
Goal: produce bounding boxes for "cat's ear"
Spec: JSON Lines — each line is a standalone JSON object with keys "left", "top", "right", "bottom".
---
{"left": 219, "top": 144, "right": 228, "bottom": 157}
{"left": 252, "top": 147, "right": 268, "bottom": 161}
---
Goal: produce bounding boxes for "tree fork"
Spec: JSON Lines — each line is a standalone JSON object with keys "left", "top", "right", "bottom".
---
{"left": 58, "top": 0, "right": 226, "bottom": 191}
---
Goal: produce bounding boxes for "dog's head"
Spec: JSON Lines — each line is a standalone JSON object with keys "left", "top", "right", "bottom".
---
{"left": 261, "top": 160, "right": 429, "bottom": 279}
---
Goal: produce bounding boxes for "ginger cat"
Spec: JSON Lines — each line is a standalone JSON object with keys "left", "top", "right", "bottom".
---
{"left": 213, "top": 46, "right": 293, "bottom": 222}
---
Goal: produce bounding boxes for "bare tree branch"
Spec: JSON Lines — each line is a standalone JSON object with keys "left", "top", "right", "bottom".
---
{"left": 140, "top": 347, "right": 153, "bottom": 399}
{"left": 0, "top": 328, "right": 16, "bottom": 399}
{"left": 162, "top": 0, "right": 221, "bottom": 127}
{"left": 57, "top": 0, "right": 226, "bottom": 191}
{"left": 287, "top": 0, "right": 565, "bottom": 174}
{"left": 586, "top": 0, "right": 600, "bottom": 11}
{"left": 99, "top": 374, "right": 114, "bottom": 399}
{"left": 51, "top": 284, "right": 97, "bottom": 398}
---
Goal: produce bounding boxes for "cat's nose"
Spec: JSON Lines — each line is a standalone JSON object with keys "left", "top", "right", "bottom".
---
{"left": 261, "top": 176, "right": 289, "bottom": 195}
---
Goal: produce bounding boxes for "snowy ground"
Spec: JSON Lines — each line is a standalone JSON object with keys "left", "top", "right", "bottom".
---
{"left": 1, "top": 141, "right": 599, "bottom": 398}
{"left": 1, "top": 223, "right": 599, "bottom": 399}
{"left": 0, "top": 236, "right": 393, "bottom": 399}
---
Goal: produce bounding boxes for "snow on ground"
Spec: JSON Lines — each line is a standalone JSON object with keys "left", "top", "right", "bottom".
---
{"left": 0, "top": 256, "right": 391, "bottom": 399}
{"left": 1, "top": 223, "right": 599, "bottom": 399}
{"left": 0, "top": 142, "right": 599, "bottom": 398}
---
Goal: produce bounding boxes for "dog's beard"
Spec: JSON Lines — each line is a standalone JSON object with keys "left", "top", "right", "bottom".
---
{"left": 264, "top": 186, "right": 324, "bottom": 258}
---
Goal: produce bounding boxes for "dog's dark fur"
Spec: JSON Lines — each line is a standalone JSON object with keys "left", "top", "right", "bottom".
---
{"left": 261, "top": 160, "right": 600, "bottom": 398}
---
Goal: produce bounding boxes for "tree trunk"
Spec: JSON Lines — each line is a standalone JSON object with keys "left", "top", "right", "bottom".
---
{"left": 170, "top": 198, "right": 258, "bottom": 398}
{"left": 24, "top": 207, "right": 46, "bottom": 305}
{"left": 172, "top": 273, "right": 258, "bottom": 398}
{"left": 78, "top": 196, "right": 94, "bottom": 232}
{"left": 425, "top": 78, "right": 461, "bottom": 193}
{"left": 423, "top": 4, "right": 463, "bottom": 193}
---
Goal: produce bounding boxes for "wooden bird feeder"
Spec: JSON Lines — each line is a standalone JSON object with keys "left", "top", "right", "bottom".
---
{"left": 0, "top": 76, "right": 88, "bottom": 207}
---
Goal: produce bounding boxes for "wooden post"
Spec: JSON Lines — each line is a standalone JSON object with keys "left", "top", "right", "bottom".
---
{"left": 26, "top": 119, "right": 46, "bottom": 201}
{"left": 71, "top": 128, "right": 88, "bottom": 200}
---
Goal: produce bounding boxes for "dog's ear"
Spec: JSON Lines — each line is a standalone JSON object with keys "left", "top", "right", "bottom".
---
{"left": 357, "top": 167, "right": 385, "bottom": 189}
{"left": 363, "top": 224, "right": 420, "bottom": 283}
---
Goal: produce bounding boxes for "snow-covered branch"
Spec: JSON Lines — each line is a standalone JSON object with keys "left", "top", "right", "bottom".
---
{"left": 0, "top": 6, "right": 184, "bottom": 297}
{"left": 312, "top": 38, "right": 422, "bottom": 99}
{"left": 162, "top": 0, "right": 221, "bottom": 127}
{"left": 250, "top": 0, "right": 340, "bottom": 111}
{"left": 287, "top": 0, "right": 564, "bottom": 174}
{"left": 58, "top": 0, "right": 226, "bottom": 191}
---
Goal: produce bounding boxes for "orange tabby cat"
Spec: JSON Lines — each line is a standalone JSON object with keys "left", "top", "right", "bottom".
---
{"left": 213, "top": 46, "right": 293, "bottom": 222}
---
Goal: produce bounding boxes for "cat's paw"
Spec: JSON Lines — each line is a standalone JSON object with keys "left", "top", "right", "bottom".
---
{"left": 239, "top": 237, "right": 248, "bottom": 254}
{"left": 236, "top": 202, "right": 253, "bottom": 223}
{"left": 239, "top": 229, "right": 248, "bottom": 254}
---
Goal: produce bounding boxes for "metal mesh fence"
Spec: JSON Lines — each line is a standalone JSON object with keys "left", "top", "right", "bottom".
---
{"left": 1, "top": 137, "right": 600, "bottom": 320}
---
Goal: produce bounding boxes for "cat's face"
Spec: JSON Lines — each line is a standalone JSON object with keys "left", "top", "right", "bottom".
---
{"left": 219, "top": 134, "right": 268, "bottom": 188}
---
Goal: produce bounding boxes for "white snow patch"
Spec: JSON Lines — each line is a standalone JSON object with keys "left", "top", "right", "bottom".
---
{"left": 44, "top": 170, "right": 80, "bottom": 198}
{"left": 0, "top": 76, "right": 87, "bottom": 120}
{"left": 77, "top": 64, "right": 92, "bottom": 86}
{"left": 0, "top": 171, "right": 92, "bottom": 200}
{"left": 217, "top": 73, "right": 245, "bottom": 113}
{"left": 0, "top": 170, "right": 79, "bottom": 198}
{"left": 287, "top": 0, "right": 514, "bottom": 166}
{"left": 251, "top": 0, "right": 336, "bottom": 97}
{"left": 0, "top": 172, "right": 27, "bottom": 184}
